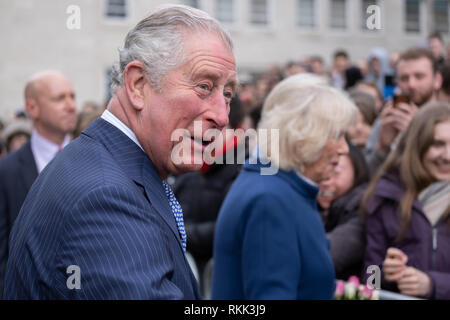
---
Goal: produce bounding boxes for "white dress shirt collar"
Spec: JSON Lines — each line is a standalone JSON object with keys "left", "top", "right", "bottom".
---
{"left": 101, "top": 109, "right": 144, "bottom": 151}
{"left": 30, "top": 129, "right": 71, "bottom": 173}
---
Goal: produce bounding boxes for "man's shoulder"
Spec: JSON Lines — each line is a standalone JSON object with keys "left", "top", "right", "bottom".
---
{"left": 0, "top": 141, "right": 32, "bottom": 170}
{"left": 16, "top": 134, "right": 146, "bottom": 231}
{"left": 0, "top": 142, "right": 35, "bottom": 185}
{"left": 47, "top": 134, "right": 131, "bottom": 193}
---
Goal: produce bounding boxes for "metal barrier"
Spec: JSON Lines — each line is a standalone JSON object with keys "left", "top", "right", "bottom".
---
{"left": 378, "top": 289, "right": 424, "bottom": 300}
{"left": 202, "top": 258, "right": 214, "bottom": 300}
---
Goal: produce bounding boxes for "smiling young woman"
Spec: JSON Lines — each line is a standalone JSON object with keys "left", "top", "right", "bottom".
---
{"left": 362, "top": 101, "right": 450, "bottom": 299}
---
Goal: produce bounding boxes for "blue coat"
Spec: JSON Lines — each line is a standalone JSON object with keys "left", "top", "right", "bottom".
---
{"left": 212, "top": 161, "right": 336, "bottom": 299}
{"left": 3, "top": 118, "right": 201, "bottom": 299}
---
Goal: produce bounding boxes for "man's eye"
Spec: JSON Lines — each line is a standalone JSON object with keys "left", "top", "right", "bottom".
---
{"left": 224, "top": 91, "right": 233, "bottom": 100}
{"left": 198, "top": 84, "right": 211, "bottom": 91}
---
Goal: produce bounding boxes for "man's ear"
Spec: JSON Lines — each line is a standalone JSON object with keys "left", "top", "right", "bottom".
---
{"left": 25, "top": 98, "right": 39, "bottom": 120}
{"left": 123, "top": 61, "right": 148, "bottom": 111}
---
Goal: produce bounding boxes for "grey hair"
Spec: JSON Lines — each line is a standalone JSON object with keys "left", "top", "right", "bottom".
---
{"left": 110, "top": 4, "right": 233, "bottom": 94}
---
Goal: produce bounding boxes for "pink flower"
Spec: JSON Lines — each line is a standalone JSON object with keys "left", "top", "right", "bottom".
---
{"left": 360, "top": 285, "right": 373, "bottom": 300}
{"left": 335, "top": 280, "right": 345, "bottom": 299}
{"left": 347, "top": 276, "right": 360, "bottom": 288}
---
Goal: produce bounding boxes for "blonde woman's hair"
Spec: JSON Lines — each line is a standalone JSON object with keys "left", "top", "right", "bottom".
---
{"left": 257, "top": 74, "right": 357, "bottom": 173}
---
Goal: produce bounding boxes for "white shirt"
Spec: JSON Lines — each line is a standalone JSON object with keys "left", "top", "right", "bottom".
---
{"left": 101, "top": 109, "right": 144, "bottom": 151}
{"left": 30, "top": 130, "right": 71, "bottom": 173}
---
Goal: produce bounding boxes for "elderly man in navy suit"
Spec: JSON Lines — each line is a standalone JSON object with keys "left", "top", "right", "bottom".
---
{"left": 0, "top": 70, "right": 77, "bottom": 294}
{"left": 4, "top": 5, "right": 236, "bottom": 299}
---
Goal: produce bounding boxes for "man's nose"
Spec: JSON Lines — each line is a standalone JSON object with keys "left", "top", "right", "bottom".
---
{"left": 209, "top": 93, "right": 229, "bottom": 129}
{"left": 407, "top": 77, "right": 418, "bottom": 90}
{"left": 65, "top": 96, "right": 77, "bottom": 112}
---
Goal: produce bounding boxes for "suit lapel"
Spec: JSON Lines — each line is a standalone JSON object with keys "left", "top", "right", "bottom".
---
{"left": 18, "top": 141, "right": 39, "bottom": 190}
{"left": 82, "top": 118, "right": 183, "bottom": 251}
{"left": 140, "top": 163, "right": 183, "bottom": 244}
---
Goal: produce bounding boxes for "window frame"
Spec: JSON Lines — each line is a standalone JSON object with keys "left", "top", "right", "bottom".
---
{"left": 404, "top": 0, "right": 421, "bottom": 33}
{"left": 103, "top": 0, "right": 128, "bottom": 20}
{"left": 214, "top": 0, "right": 236, "bottom": 25}
{"left": 248, "top": 0, "right": 274, "bottom": 27}
{"left": 102, "top": 0, "right": 132, "bottom": 24}
{"left": 182, "top": 0, "right": 202, "bottom": 9}
{"left": 433, "top": 0, "right": 449, "bottom": 34}
{"left": 329, "top": 0, "right": 348, "bottom": 30}
{"left": 296, "top": 0, "right": 317, "bottom": 29}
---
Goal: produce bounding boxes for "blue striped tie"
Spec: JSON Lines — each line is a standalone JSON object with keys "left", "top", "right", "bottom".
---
{"left": 162, "top": 181, "right": 187, "bottom": 253}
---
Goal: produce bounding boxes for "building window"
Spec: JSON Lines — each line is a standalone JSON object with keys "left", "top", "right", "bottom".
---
{"left": 330, "top": 0, "right": 347, "bottom": 29}
{"left": 434, "top": 0, "right": 449, "bottom": 33}
{"left": 183, "top": 0, "right": 201, "bottom": 9}
{"left": 215, "top": 0, "right": 234, "bottom": 24}
{"left": 405, "top": 0, "right": 420, "bottom": 33}
{"left": 361, "top": 0, "right": 380, "bottom": 30}
{"left": 104, "top": 0, "right": 127, "bottom": 19}
{"left": 297, "top": 0, "right": 315, "bottom": 28}
{"left": 250, "top": 0, "right": 269, "bottom": 25}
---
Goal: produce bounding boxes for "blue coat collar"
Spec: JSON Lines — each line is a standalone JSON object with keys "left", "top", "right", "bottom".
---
{"left": 243, "top": 160, "right": 320, "bottom": 200}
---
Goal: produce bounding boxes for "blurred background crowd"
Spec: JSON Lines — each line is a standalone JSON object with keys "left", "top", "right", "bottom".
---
{"left": 0, "top": 0, "right": 450, "bottom": 300}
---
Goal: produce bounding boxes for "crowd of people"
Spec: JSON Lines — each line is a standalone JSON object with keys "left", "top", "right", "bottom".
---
{"left": 174, "top": 28, "right": 450, "bottom": 299}
{"left": 0, "top": 4, "right": 448, "bottom": 300}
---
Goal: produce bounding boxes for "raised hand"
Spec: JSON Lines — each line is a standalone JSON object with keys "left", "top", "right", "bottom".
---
{"left": 382, "top": 247, "right": 408, "bottom": 282}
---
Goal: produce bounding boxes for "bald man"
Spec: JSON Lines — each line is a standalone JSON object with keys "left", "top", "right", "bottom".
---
{"left": 0, "top": 70, "right": 77, "bottom": 292}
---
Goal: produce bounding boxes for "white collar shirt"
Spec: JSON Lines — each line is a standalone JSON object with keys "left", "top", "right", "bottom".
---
{"left": 101, "top": 109, "right": 144, "bottom": 151}
{"left": 30, "top": 129, "right": 71, "bottom": 173}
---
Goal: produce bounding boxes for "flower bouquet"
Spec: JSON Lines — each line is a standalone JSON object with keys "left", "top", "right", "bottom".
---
{"left": 335, "top": 276, "right": 379, "bottom": 300}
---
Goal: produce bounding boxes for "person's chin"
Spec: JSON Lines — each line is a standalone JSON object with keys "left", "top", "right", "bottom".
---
{"left": 431, "top": 166, "right": 450, "bottom": 182}
{"left": 171, "top": 159, "right": 203, "bottom": 175}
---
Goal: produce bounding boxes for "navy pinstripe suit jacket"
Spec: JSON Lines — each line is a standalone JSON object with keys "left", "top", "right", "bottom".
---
{"left": 3, "top": 118, "right": 201, "bottom": 299}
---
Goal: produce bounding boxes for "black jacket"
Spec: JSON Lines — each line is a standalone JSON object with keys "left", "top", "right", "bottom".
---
{"left": 323, "top": 184, "right": 367, "bottom": 281}
{"left": 0, "top": 141, "right": 38, "bottom": 293}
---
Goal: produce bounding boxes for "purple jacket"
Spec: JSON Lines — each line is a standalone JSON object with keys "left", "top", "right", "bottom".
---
{"left": 363, "top": 171, "right": 450, "bottom": 300}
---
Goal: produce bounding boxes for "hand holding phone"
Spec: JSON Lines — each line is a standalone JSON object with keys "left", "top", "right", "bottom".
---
{"left": 393, "top": 93, "right": 410, "bottom": 108}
